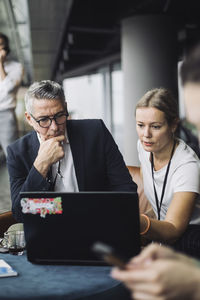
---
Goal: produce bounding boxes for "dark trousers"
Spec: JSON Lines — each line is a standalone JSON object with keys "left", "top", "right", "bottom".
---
{"left": 173, "top": 225, "right": 200, "bottom": 259}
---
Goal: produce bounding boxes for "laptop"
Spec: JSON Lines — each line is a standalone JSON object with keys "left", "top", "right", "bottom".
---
{"left": 20, "top": 191, "right": 140, "bottom": 265}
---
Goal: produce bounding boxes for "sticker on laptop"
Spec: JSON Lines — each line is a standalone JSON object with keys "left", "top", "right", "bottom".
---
{"left": 20, "top": 197, "right": 63, "bottom": 218}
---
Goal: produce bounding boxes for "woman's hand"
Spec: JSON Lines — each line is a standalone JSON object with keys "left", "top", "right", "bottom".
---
{"left": 139, "top": 192, "right": 198, "bottom": 244}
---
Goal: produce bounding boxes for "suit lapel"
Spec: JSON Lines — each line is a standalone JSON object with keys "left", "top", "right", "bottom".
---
{"left": 67, "top": 121, "right": 85, "bottom": 190}
{"left": 28, "top": 131, "right": 40, "bottom": 165}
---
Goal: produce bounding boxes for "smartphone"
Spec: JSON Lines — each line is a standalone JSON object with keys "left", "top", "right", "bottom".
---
{"left": 91, "top": 242, "right": 127, "bottom": 269}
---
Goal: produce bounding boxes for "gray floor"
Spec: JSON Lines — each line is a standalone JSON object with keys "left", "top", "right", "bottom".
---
{"left": 0, "top": 161, "right": 12, "bottom": 213}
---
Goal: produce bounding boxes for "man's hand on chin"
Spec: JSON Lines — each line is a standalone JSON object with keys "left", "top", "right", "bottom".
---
{"left": 34, "top": 135, "right": 66, "bottom": 178}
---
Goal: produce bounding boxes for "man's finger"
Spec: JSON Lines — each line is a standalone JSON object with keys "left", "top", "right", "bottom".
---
{"left": 40, "top": 134, "right": 66, "bottom": 143}
{"left": 54, "top": 135, "right": 66, "bottom": 142}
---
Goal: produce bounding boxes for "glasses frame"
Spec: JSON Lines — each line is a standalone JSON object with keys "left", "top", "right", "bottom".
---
{"left": 30, "top": 111, "right": 69, "bottom": 128}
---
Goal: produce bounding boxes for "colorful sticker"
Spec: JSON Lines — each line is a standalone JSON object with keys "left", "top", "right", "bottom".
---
{"left": 21, "top": 197, "right": 62, "bottom": 218}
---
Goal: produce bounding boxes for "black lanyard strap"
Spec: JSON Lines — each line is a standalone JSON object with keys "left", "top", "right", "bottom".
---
{"left": 151, "top": 140, "right": 176, "bottom": 220}
{"left": 48, "top": 160, "right": 63, "bottom": 190}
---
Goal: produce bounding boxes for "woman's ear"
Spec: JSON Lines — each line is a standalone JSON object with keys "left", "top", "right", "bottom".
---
{"left": 171, "top": 118, "right": 180, "bottom": 133}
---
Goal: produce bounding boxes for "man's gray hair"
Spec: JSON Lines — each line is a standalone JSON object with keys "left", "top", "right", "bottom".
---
{"left": 25, "top": 80, "right": 67, "bottom": 113}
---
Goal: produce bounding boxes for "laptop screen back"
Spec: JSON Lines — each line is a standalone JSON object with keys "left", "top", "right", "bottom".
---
{"left": 20, "top": 191, "right": 140, "bottom": 264}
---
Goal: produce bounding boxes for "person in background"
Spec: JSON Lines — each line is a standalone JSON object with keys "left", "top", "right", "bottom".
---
{"left": 6, "top": 80, "right": 137, "bottom": 221}
{"left": 112, "top": 243, "right": 200, "bottom": 300}
{"left": 136, "top": 88, "right": 200, "bottom": 257}
{"left": 0, "top": 32, "right": 23, "bottom": 156}
{"left": 111, "top": 43, "right": 200, "bottom": 300}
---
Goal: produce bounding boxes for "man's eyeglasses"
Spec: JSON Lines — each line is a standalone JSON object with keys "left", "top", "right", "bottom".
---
{"left": 30, "top": 112, "right": 69, "bottom": 128}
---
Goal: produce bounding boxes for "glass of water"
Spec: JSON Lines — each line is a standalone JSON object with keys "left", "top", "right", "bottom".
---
{"left": 4, "top": 230, "right": 25, "bottom": 255}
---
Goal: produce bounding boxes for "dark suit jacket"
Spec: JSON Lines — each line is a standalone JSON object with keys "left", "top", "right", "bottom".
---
{"left": 7, "top": 119, "right": 137, "bottom": 221}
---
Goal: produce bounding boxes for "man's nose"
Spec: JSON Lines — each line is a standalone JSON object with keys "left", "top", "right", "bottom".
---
{"left": 50, "top": 119, "right": 58, "bottom": 130}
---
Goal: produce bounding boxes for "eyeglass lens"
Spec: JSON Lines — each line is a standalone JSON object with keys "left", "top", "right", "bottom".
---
{"left": 39, "top": 114, "right": 67, "bottom": 128}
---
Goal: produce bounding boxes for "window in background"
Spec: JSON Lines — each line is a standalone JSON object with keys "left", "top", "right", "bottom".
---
{"left": 63, "top": 74, "right": 104, "bottom": 119}
{"left": 63, "top": 62, "right": 124, "bottom": 154}
{"left": 111, "top": 64, "right": 123, "bottom": 153}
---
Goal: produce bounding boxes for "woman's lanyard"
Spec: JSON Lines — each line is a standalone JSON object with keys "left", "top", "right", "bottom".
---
{"left": 151, "top": 140, "right": 176, "bottom": 220}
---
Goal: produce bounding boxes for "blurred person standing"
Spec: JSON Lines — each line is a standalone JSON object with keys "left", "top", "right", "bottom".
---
{"left": 0, "top": 32, "right": 23, "bottom": 156}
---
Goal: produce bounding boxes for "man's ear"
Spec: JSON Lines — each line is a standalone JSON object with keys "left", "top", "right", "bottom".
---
{"left": 64, "top": 102, "right": 68, "bottom": 116}
{"left": 25, "top": 111, "right": 33, "bottom": 127}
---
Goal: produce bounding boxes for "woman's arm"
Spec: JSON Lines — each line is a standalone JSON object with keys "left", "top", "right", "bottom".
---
{"left": 140, "top": 191, "right": 197, "bottom": 243}
{"left": 143, "top": 207, "right": 156, "bottom": 219}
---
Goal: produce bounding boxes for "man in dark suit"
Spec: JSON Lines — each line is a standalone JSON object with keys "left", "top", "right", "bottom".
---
{"left": 7, "top": 80, "right": 137, "bottom": 221}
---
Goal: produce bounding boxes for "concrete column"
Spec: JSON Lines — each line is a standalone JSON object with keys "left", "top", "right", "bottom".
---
{"left": 121, "top": 15, "right": 178, "bottom": 165}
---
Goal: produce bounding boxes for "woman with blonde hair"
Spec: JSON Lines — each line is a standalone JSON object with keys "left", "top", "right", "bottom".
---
{"left": 136, "top": 88, "right": 200, "bottom": 256}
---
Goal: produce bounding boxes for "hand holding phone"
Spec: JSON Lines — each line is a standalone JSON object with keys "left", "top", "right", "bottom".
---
{"left": 91, "top": 242, "right": 127, "bottom": 270}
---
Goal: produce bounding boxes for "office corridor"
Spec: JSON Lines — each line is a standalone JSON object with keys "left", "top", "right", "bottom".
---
{"left": 0, "top": 161, "right": 12, "bottom": 213}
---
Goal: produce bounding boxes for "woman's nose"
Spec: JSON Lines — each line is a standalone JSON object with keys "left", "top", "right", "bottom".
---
{"left": 143, "top": 126, "right": 151, "bottom": 137}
